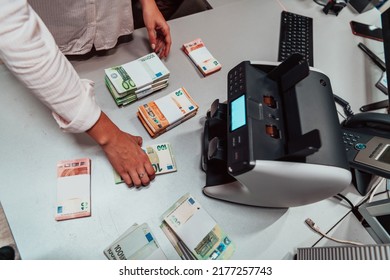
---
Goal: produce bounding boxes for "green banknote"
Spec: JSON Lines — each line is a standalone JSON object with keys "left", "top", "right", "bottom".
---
{"left": 105, "top": 65, "right": 137, "bottom": 95}
{"left": 105, "top": 75, "right": 137, "bottom": 106}
{"left": 104, "top": 52, "right": 170, "bottom": 94}
{"left": 113, "top": 142, "right": 177, "bottom": 184}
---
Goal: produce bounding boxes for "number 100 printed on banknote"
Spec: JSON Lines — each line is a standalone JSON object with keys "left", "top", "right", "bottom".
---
{"left": 161, "top": 193, "right": 235, "bottom": 260}
{"left": 55, "top": 158, "right": 91, "bottom": 221}
{"left": 114, "top": 143, "right": 177, "bottom": 184}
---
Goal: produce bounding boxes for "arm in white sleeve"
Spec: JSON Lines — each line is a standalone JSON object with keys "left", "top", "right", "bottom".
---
{"left": 0, "top": 0, "right": 101, "bottom": 133}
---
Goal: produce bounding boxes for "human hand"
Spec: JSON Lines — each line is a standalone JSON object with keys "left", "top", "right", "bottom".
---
{"left": 87, "top": 112, "right": 155, "bottom": 187}
{"left": 102, "top": 131, "right": 156, "bottom": 187}
{"left": 141, "top": 0, "right": 172, "bottom": 58}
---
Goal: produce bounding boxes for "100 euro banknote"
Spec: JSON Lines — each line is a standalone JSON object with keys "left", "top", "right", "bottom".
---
{"left": 114, "top": 143, "right": 177, "bottom": 184}
{"left": 105, "top": 52, "right": 170, "bottom": 95}
{"left": 161, "top": 193, "right": 235, "bottom": 260}
{"left": 104, "top": 223, "right": 167, "bottom": 260}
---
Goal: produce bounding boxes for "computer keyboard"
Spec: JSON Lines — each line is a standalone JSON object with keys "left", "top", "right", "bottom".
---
{"left": 278, "top": 11, "right": 314, "bottom": 66}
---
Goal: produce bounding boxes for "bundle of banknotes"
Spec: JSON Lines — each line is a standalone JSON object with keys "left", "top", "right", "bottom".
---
{"left": 105, "top": 52, "right": 170, "bottom": 106}
{"left": 113, "top": 142, "right": 177, "bottom": 184}
{"left": 182, "top": 38, "right": 221, "bottom": 76}
{"left": 137, "top": 87, "right": 199, "bottom": 138}
{"left": 104, "top": 223, "right": 167, "bottom": 260}
{"left": 160, "top": 193, "right": 235, "bottom": 260}
{"left": 55, "top": 158, "right": 91, "bottom": 221}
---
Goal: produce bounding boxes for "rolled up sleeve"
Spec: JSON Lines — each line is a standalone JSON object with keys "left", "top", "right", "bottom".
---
{"left": 51, "top": 79, "right": 101, "bottom": 133}
{"left": 0, "top": 0, "right": 101, "bottom": 133}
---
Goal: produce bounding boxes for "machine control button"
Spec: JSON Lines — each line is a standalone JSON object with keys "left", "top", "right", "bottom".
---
{"left": 354, "top": 143, "right": 366, "bottom": 150}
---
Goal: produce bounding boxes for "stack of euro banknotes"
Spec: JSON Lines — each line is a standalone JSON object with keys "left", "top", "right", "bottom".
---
{"left": 182, "top": 38, "right": 221, "bottom": 76}
{"left": 103, "top": 193, "right": 235, "bottom": 260}
{"left": 104, "top": 53, "right": 170, "bottom": 106}
{"left": 137, "top": 87, "right": 199, "bottom": 138}
{"left": 160, "top": 193, "right": 235, "bottom": 260}
{"left": 104, "top": 223, "right": 167, "bottom": 260}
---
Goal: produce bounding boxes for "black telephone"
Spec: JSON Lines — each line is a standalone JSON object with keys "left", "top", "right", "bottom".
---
{"left": 341, "top": 112, "right": 390, "bottom": 195}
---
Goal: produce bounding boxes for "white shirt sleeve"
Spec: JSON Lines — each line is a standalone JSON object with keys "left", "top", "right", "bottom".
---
{"left": 0, "top": 0, "right": 101, "bottom": 133}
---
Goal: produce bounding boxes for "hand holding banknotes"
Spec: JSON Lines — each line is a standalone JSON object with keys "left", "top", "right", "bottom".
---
{"left": 87, "top": 112, "right": 155, "bottom": 187}
{"left": 141, "top": 0, "right": 172, "bottom": 58}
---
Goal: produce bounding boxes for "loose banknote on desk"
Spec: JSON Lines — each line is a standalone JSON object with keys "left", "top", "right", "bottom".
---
{"left": 105, "top": 52, "right": 170, "bottom": 106}
{"left": 182, "top": 38, "right": 221, "bottom": 76}
{"left": 55, "top": 158, "right": 91, "bottom": 221}
{"left": 160, "top": 193, "right": 235, "bottom": 260}
{"left": 114, "top": 142, "right": 177, "bottom": 184}
{"left": 137, "top": 87, "right": 199, "bottom": 138}
{"left": 104, "top": 223, "right": 167, "bottom": 260}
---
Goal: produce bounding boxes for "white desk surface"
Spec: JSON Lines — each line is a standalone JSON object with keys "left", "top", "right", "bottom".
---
{"left": 0, "top": 0, "right": 386, "bottom": 259}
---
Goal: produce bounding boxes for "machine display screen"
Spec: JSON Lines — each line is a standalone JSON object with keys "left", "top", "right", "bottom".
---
{"left": 230, "top": 95, "right": 246, "bottom": 131}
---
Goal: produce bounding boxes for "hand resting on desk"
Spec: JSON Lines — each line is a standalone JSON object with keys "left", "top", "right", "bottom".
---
{"left": 87, "top": 112, "right": 156, "bottom": 187}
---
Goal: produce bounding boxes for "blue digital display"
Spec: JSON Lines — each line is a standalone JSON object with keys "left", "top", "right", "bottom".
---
{"left": 230, "top": 95, "right": 246, "bottom": 131}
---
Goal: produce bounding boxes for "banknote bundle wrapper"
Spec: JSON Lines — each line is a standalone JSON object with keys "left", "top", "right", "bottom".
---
{"left": 160, "top": 193, "right": 235, "bottom": 260}
{"left": 55, "top": 158, "right": 91, "bottom": 221}
{"left": 113, "top": 142, "right": 177, "bottom": 184}
{"left": 182, "top": 38, "right": 221, "bottom": 76}
{"left": 105, "top": 52, "right": 170, "bottom": 106}
{"left": 104, "top": 223, "right": 167, "bottom": 260}
{"left": 137, "top": 87, "right": 199, "bottom": 138}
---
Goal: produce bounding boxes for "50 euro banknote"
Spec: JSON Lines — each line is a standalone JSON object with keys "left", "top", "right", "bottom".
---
{"left": 113, "top": 142, "right": 177, "bottom": 184}
{"left": 137, "top": 87, "right": 199, "bottom": 138}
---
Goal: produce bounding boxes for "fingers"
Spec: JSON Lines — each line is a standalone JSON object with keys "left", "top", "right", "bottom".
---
{"left": 145, "top": 161, "right": 156, "bottom": 181}
{"left": 136, "top": 167, "right": 152, "bottom": 186}
{"left": 120, "top": 155, "right": 156, "bottom": 188}
{"left": 129, "top": 169, "right": 143, "bottom": 187}
{"left": 147, "top": 27, "right": 157, "bottom": 52}
{"left": 161, "top": 27, "right": 171, "bottom": 58}
{"left": 146, "top": 24, "right": 171, "bottom": 58}
{"left": 100, "top": 124, "right": 155, "bottom": 189}
{"left": 156, "top": 27, "right": 171, "bottom": 58}
{"left": 121, "top": 168, "right": 153, "bottom": 188}
{"left": 120, "top": 172, "right": 132, "bottom": 186}
{"left": 141, "top": 0, "right": 171, "bottom": 58}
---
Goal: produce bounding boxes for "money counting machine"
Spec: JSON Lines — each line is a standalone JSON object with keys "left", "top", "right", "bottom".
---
{"left": 201, "top": 54, "right": 352, "bottom": 207}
